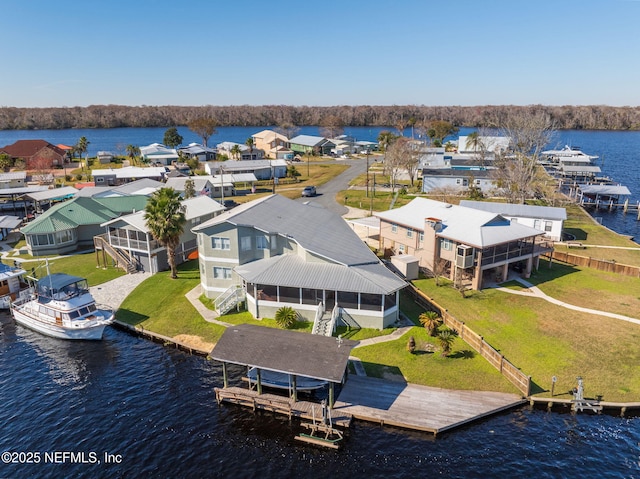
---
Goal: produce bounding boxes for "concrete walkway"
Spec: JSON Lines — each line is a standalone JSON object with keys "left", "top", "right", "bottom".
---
{"left": 495, "top": 277, "right": 640, "bottom": 325}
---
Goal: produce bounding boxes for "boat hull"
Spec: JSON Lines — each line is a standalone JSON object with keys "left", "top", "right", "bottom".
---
{"left": 11, "top": 308, "right": 112, "bottom": 340}
{"left": 247, "top": 368, "right": 328, "bottom": 391}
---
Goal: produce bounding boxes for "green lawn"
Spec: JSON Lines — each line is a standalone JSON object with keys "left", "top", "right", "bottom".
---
{"left": 412, "top": 272, "right": 640, "bottom": 402}
{"left": 116, "top": 260, "right": 226, "bottom": 345}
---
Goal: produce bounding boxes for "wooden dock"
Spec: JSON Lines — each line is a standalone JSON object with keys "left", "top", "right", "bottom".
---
{"left": 333, "top": 375, "right": 525, "bottom": 435}
{"left": 214, "top": 377, "right": 525, "bottom": 436}
{"left": 214, "top": 386, "right": 352, "bottom": 428}
{"left": 529, "top": 396, "right": 640, "bottom": 416}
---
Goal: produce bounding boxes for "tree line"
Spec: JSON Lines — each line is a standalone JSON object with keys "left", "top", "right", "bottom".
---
{"left": 2, "top": 104, "right": 640, "bottom": 131}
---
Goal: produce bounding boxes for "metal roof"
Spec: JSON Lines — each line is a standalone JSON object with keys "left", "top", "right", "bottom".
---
{"left": 209, "top": 324, "right": 357, "bottom": 383}
{"left": 25, "top": 186, "right": 78, "bottom": 202}
{"left": 459, "top": 200, "right": 567, "bottom": 221}
{"left": 578, "top": 184, "right": 632, "bottom": 196}
{"left": 21, "top": 196, "right": 149, "bottom": 234}
{"left": 0, "top": 215, "right": 22, "bottom": 230}
{"left": 288, "top": 135, "right": 329, "bottom": 147}
{"left": 235, "top": 254, "right": 405, "bottom": 295}
{"left": 376, "top": 198, "right": 544, "bottom": 248}
{"left": 101, "top": 195, "right": 224, "bottom": 230}
{"left": 0, "top": 186, "right": 49, "bottom": 196}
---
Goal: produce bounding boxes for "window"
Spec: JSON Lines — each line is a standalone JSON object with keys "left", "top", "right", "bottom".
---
{"left": 534, "top": 219, "right": 541, "bottom": 230}
{"left": 256, "top": 236, "right": 268, "bottom": 249}
{"left": 213, "top": 267, "right": 232, "bottom": 279}
{"left": 419, "top": 232, "right": 424, "bottom": 243}
{"left": 270, "top": 235, "right": 278, "bottom": 251}
{"left": 96, "top": 177, "right": 104, "bottom": 183}
{"left": 191, "top": 217, "right": 201, "bottom": 226}
{"left": 544, "top": 221, "right": 553, "bottom": 232}
{"left": 55, "top": 229, "right": 73, "bottom": 244}
{"left": 406, "top": 228, "right": 413, "bottom": 238}
{"left": 391, "top": 223, "right": 398, "bottom": 233}
{"left": 475, "top": 179, "right": 481, "bottom": 185}
{"left": 211, "top": 237, "right": 230, "bottom": 250}
{"left": 441, "top": 238, "right": 453, "bottom": 251}
{"left": 398, "top": 244, "right": 405, "bottom": 253}
{"left": 240, "top": 236, "right": 251, "bottom": 251}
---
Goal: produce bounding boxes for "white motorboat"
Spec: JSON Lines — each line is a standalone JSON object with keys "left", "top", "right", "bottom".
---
{"left": 246, "top": 367, "right": 328, "bottom": 391}
{"left": 0, "top": 262, "right": 30, "bottom": 309}
{"left": 10, "top": 273, "right": 114, "bottom": 340}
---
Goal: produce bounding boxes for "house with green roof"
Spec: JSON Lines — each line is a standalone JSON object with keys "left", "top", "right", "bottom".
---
{"left": 21, "top": 195, "right": 149, "bottom": 256}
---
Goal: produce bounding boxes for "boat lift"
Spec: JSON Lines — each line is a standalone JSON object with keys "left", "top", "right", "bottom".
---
{"left": 295, "top": 400, "right": 344, "bottom": 449}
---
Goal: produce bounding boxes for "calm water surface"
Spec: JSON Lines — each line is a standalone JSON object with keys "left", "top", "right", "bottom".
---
{"left": 1, "top": 314, "right": 639, "bottom": 478}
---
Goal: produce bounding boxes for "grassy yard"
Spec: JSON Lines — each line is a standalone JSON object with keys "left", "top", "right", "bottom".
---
{"left": 116, "top": 260, "right": 226, "bottom": 346}
{"left": 412, "top": 269, "right": 640, "bottom": 402}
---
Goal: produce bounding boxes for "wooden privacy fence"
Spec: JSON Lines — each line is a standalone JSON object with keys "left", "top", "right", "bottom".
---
{"left": 408, "top": 286, "right": 532, "bottom": 397}
{"left": 547, "top": 251, "right": 640, "bottom": 277}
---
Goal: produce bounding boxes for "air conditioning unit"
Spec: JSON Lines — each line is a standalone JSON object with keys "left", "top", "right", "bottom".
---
{"left": 455, "top": 245, "right": 474, "bottom": 269}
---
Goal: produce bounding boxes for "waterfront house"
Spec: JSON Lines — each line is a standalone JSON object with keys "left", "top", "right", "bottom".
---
{"left": 288, "top": 135, "right": 335, "bottom": 156}
{"left": 91, "top": 166, "right": 168, "bottom": 186}
{"left": 460, "top": 200, "right": 567, "bottom": 242}
{"left": 375, "top": 198, "right": 552, "bottom": 289}
{"left": 421, "top": 168, "right": 495, "bottom": 194}
{"left": 98, "top": 195, "right": 225, "bottom": 274}
{"left": 192, "top": 194, "right": 407, "bottom": 329}
{"left": 20, "top": 195, "right": 149, "bottom": 256}
{"left": 96, "top": 151, "right": 114, "bottom": 164}
{"left": 251, "top": 130, "right": 293, "bottom": 160}
{"left": 165, "top": 177, "right": 217, "bottom": 199}
{"left": 216, "top": 142, "right": 264, "bottom": 161}
{"left": 139, "top": 143, "right": 179, "bottom": 165}
{"left": 177, "top": 143, "right": 217, "bottom": 162}
{"left": 0, "top": 140, "right": 67, "bottom": 169}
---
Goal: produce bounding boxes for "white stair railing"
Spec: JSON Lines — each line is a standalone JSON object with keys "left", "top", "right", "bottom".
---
{"left": 311, "top": 301, "right": 325, "bottom": 335}
{"left": 214, "top": 284, "right": 245, "bottom": 315}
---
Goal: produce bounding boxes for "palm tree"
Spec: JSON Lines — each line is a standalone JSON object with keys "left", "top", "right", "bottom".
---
{"left": 245, "top": 137, "right": 254, "bottom": 153}
{"left": 75, "top": 136, "right": 90, "bottom": 159}
{"left": 437, "top": 328, "right": 458, "bottom": 357}
{"left": 230, "top": 144, "right": 241, "bottom": 160}
{"left": 144, "top": 188, "right": 186, "bottom": 279}
{"left": 419, "top": 311, "right": 442, "bottom": 337}
{"left": 377, "top": 131, "right": 397, "bottom": 152}
{"left": 126, "top": 144, "right": 140, "bottom": 164}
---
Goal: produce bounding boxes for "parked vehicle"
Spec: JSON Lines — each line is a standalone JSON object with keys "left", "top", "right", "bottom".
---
{"left": 301, "top": 186, "right": 317, "bottom": 197}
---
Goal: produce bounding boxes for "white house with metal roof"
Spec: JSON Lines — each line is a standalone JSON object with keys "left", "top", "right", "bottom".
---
{"left": 376, "top": 198, "right": 553, "bottom": 290}
{"left": 0, "top": 171, "right": 27, "bottom": 189}
{"left": 193, "top": 194, "right": 407, "bottom": 330}
{"left": 460, "top": 200, "right": 567, "bottom": 241}
{"left": 99, "top": 195, "right": 225, "bottom": 274}
{"left": 139, "top": 143, "right": 179, "bottom": 165}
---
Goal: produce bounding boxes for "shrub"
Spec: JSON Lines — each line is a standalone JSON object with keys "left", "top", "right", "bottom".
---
{"left": 407, "top": 335, "right": 416, "bottom": 354}
{"left": 274, "top": 306, "right": 297, "bottom": 329}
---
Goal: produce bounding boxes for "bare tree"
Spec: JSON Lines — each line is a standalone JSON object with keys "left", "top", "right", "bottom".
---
{"left": 492, "top": 112, "right": 556, "bottom": 204}
{"left": 276, "top": 122, "right": 299, "bottom": 140}
{"left": 319, "top": 115, "right": 344, "bottom": 139}
{"left": 384, "top": 137, "right": 412, "bottom": 193}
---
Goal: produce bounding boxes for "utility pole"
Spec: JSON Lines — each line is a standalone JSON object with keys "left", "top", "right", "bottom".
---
{"left": 365, "top": 149, "right": 370, "bottom": 197}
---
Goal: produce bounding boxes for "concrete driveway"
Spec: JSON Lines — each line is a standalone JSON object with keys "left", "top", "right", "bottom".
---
{"left": 294, "top": 157, "right": 368, "bottom": 216}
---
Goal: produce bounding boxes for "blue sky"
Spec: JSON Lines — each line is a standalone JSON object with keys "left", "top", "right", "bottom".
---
{"left": 2, "top": 0, "right": 640, "bottom": 107}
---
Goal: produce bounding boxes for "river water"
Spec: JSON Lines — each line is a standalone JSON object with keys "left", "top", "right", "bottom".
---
{"left": 0, "top": 126, "right": 638, "bottom": 242}
{"left": 1, "top": 315, "right": 638, "bottom": 479}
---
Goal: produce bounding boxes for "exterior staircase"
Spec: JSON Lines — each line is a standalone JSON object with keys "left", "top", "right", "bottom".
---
{"left": 94, "top": 235, "right": 139, "bottom": 274}
{"left": 214, "top": 285, "right": 246, "bottom": 316}
{"left": 312, "top": 303, "right": 340, "bottom": 337}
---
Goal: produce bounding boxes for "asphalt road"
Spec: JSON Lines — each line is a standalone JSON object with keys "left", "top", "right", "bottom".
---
{"left": 294, "top": 157, "right": 368, "bottom": 215}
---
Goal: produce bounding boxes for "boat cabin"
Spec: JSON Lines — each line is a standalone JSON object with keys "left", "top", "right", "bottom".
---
{"left": 37, "top": 273, "right": 89, "bottom": 302}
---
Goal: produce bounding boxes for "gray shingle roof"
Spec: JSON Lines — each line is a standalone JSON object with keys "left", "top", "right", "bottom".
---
{"left": 210, "top": 324, "right": 357, "bottom": 383}
{"left": 196, "top": 195, "right": 381, "bottom": 266}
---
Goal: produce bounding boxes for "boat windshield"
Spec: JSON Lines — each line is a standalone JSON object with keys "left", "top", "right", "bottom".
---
{"left": 38, "top": 277, "right": 89, "bottom": 301}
